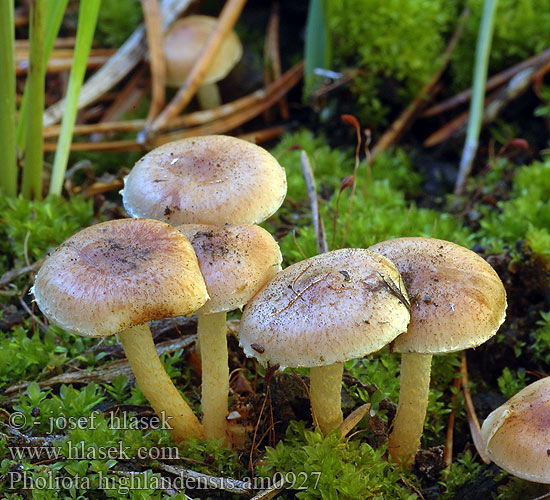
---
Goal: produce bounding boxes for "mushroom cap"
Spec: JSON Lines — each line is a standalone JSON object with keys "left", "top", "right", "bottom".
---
{"left": 481, "top": 377, "right": 550, "bottom": 483}
{"left": 32, "top": 219, "right": 208, "bottom": 337}
{"left": 239, "top": 248, "right": 411, "bottom": 368}
{"left": 122, "top": 135, "right": 287, "bottom": 226}
{"left": 177, "top": 224, "right": 282, "bottom": 314}
{"left": 369, "top": 237, "right": 507, "bottom": 354}
{"left": 164, "top": 15, "right": 242, "bottom": 88}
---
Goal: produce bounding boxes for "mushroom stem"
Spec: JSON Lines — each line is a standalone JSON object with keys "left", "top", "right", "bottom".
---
{"left": 388, "top": 352, "right": 433, "bottom": 464}
{"left": 197, "top": 311, "right": 229, "bottom": 440}
{"left": 118, "top": 323, "right": 205, "bottom": 441}
{"left": 310, "top": 362, "right": 344, "bottom": 434}
{"left": 196, "top": 83, "right": 222, "bottom": 110}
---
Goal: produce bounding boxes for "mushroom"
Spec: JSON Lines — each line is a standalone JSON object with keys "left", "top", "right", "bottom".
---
{"left": 239, "top": 248, "right": 411, "bottom": 434}
{"left": 32, "top": 219, "right": 209, "bottom": 441}
{"left": 369, "top": 237, "right": 507, "bottom": 464}
{"left": 122, "top": 135, "right": 287, "bottom": 227}
{"left": 481, "top": 376, "right": 550, "bottom": 483}
{"left": 177, "top": 223, "right": 282, "bottom": 440}
{"left": 163, "top": 15, "right": 242, "bottom": 109}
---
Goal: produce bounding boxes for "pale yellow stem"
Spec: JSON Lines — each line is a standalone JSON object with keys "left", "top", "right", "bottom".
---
{"left": 198, "top": 311, "right": 229, "bottom": 440}
{"left": 118, "top": 323, "right": 204, "bottom": 441}
{"left": 310, "top": 362, "right": 344, "bottom": 434}
{"left": 196, "top": 83, "right": 221, "bottom": 110}
{"left": 388, "top": 352, "right": 433, "bottom": 465}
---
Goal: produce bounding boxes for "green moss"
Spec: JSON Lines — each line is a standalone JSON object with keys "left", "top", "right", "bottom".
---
{"left": 258, "top": 421, "right": 419, "bottom": 499}
{"left": 0, "top": 194, "right": 94, "bottom": 266}
{"left": 474, "top": 159, "right": 550, "bottom": 258}
{"left": 95, "top": 0, "right": 143, "bottom": 48}
{"left": 327, "top": 0, "right": 457, "bottom": 126}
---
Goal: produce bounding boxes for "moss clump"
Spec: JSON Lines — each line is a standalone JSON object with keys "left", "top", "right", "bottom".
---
{"left": 474, "top": 159, "right": 550, "bottom": 259}
{"left": 327, "top": 0, "right": 457, "bottom": 127}
{"left": 95, "top": 0, "right": 143, "bottom": 48}
{"left": 258, "top": 421, "right": 419, "bottom": 499}
{"left": 0, "top": 195, "right": 94, "bottom": 268}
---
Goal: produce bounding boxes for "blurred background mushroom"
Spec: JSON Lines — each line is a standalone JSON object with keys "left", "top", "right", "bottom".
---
{"left": 163, "top": 15, "right": 243, "bottom": 109}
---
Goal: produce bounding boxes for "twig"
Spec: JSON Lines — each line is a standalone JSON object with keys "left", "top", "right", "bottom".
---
{"left": 43, "top": 62, "right": 303, "bottom": 139}
{"left": 425, "top": 66, "right": 537, "bottom": 149}
{"left": 1, "top": 335, "right": 197, "bottom": 400}
{"left": 141, "top": 0, "right": 166, "bottom": 123}
{"left": 155, "top": 462, "right": 251, "bottom": 494}
{"left": 460, "top": 352, "right": 490, "bottom": 464}
{"left": 423, "top": 48, "right": 550, "bottom": 117}
{"left": 146, "top": 0, "right": 248, "bottom": 137}
{"left": 16, "top": 52, "right": 113, "bottom": 75}
{"left": 370, "top": 8, "right": 469, "bottom": 159}
{"left": 0, "top": 260, "right": 44, "bottom": 289}
{"left": 340, "top": 114, "right": 362, "bottom": 248}
{"left": 42, "top": 0, "right": 192, "bottom": 126}
{"left": 96, "top": 65, "right": 148, "bottom": 126}
{"left": 43, "top": 62, "right": 303, "bottom": 152}
{"left": 454, "top": 0, "right": 499, "bottom": 195}
{"left": 443, "top": 372, "right": 462, "bottom": 468}
{"left": 263, "top": 2, "right": 288, "bottom": 121}
{"left": 300, "top": 150, "right": 328, "bottom": 254}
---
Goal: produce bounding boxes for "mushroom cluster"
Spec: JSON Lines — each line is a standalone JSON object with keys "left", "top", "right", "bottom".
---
{"left": 32, "top": 130, "right": 518, "bottom": 479}
{"left": 122, "top": 134, "right": 287, "bottom": 440}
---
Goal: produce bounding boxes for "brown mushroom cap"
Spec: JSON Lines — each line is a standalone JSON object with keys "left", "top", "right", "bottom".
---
{"left": 481, "top": 376, "right": 550, "bottom": 483}
{"left": 369, "top": 237, "right": 507, "bottom": 354}
{"left": 239, "top": 248, "right": 410, "bottom": 368}
{"left": 177, "top": 224, "right": 282, "bottom": 314}
{"left": 164, "top": 15, "right": 242, "bottom": 87}
{"left": 32, "top": 219, "right": 208, "bottom": 337}
{"left": 122, "top": 135, "right": 287, "bottom": 226}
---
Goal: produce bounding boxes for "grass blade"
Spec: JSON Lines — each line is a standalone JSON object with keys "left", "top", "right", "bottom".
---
{"left": 16, "top": 0, "right": 69, "bottom": 152}
{"left": 454, "top": 0, "right": 499, "bottom": 194}
{"left": 21, "top": 0, "right": 46, "bottom": 200}
{"left": 304, "top": 0, "right": 331, "bottom": 100}
{"left": 0, "top": 0, "right": 17, "bottom": 197}
{"left": 49, "top": 0, "right": 102, "bottom": 196}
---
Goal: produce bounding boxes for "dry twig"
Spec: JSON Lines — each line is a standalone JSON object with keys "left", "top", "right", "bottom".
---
{"left": 423, "top": 48, "right": 550, "bottom": 117}
{"left": 300, "top": 150, "right": 328, "bottom": 254}
{"left": 141, "top": 0, "right": 166, "bottom": 123}
{"left": 460, "top": 352, "right": 490, "bottom": 464}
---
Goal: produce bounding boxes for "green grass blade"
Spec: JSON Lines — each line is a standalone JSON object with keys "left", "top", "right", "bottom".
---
{"left": 49, "top": 0, "right": 101, "bottom": 196}
{"left": 16, "top": 0, "right": 69, "bottom": 151}
{"left": 454, "top": 0, "right": 499, "bottom": 194}
{"left": 304, "top": 0, "right": 332, "bottom": 101}
{"left": 0, "top": 0, "right": 17, "bottom": 197}
{"left": 21, "top": 0, "right": 46, "bottom": 200}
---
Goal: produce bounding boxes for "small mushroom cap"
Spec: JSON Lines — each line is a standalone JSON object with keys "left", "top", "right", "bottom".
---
{"left": 177, "top": 224, "right": 282, "bottom": 314}
{"left": 481, "top": 377, "right": 550, "bottom": 483}
{"left": 32, "top": 219, "right": 208, "bottom": 337}
{"left": 122, "top": 135, "right": 287, "bottom": 226}
{"left": 239, "top": 248, "right": 411, "bottom": 368}
{"left": 164, "top": 15, "right": 242, "bottom": 87}
{"left": 369, "top": 237, "right": 507, "bottom": 354}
